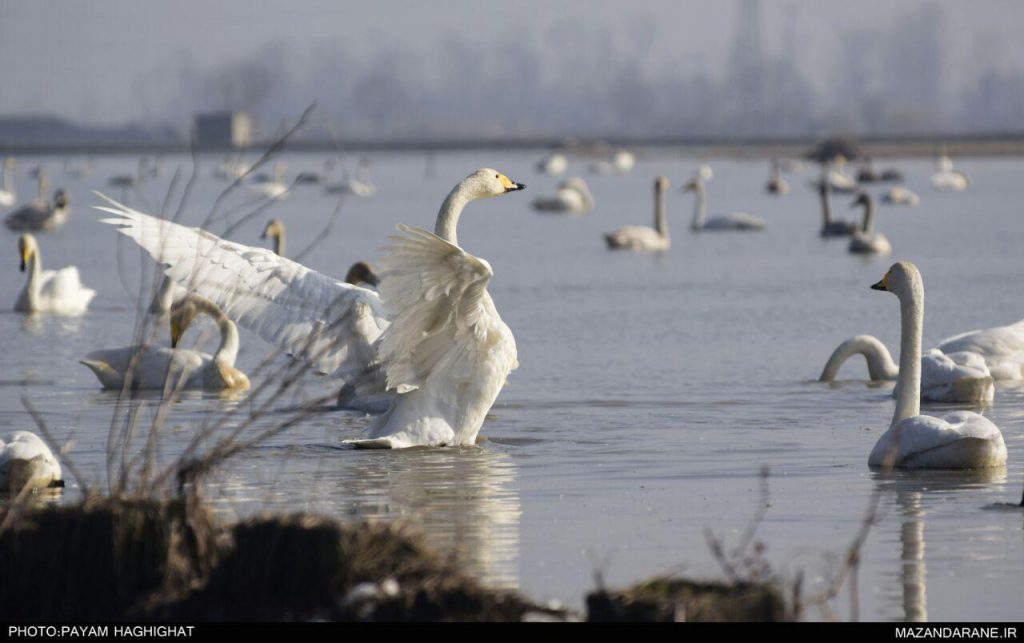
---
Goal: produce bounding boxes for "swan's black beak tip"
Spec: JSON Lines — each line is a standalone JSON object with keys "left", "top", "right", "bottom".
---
{"left": 870, "top": 280, "right": 887, "bottom": 291}
{"left": 19, "top": 259, "right": 26, "bottom": 272}
{"left": 508, "top": 182, "right": 526, "bottom": 192}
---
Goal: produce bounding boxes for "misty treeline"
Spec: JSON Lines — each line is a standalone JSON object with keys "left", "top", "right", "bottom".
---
{"left": 136, "top": 6, "right": 1023, "bottom": 140}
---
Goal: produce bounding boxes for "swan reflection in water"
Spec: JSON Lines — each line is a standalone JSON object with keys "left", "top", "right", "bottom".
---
{"left": 211, "top": 441, "right": 522, "bottom": 590}
{"left": 872, "top": 469, "right": 1006, "bottom": 622}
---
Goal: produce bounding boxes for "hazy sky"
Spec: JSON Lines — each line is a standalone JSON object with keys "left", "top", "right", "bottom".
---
{"left": 2, "top": 0, "right": 1022, "bottom": 127}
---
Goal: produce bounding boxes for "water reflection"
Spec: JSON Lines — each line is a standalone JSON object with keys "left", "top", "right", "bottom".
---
{"left": 872, "top": 469, "right": 1006, "bottom": 622}
{"left": 212, "top": 444, "right": 522, "bottom": 590}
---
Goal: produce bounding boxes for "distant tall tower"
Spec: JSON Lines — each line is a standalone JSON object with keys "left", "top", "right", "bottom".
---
{"left": 727, "top": 0, "right": 766, "bottom": 137}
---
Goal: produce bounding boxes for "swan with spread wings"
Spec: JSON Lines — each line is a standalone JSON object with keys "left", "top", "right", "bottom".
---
{"left": 96, "top": 168, "right": 526, "bottom": 449}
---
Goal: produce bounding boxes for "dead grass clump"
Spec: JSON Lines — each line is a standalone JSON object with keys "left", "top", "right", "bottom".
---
{"left": 165, "top": 515, "right": 542, "bottom": 621}
{"left": 0, "top": 495, "right": 219, "bottom": 621}
{"left": 586, "top": 577, "right": 792, "bottom": 622}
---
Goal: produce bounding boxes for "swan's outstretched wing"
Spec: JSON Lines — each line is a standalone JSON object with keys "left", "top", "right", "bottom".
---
{"left": 94, "top": 194, "right": 389, "bottom": 376}
{"left": 375, "top": 224, "right": 510, "bottom": 395}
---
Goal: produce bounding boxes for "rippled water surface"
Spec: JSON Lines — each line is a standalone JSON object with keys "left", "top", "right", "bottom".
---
{"left": 2, "top": 151, "right": 1023, "bottom": 620}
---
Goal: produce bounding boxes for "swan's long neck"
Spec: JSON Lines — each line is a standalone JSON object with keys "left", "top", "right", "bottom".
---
{"left": 435, "top": 183, "right": 472, "bottom": 244}
{"left": 819, "top": 335, "right": 899, "bottom": 381}
{"left": 37, "top": 173, "right": 48, "bottom": 202}
{"left": 859, "top": 197, "right": 876, "bottom": 233}
{"left": 24, "top": 249, "right": 41, "bottom": 307}
{"left": 654, "top": 182, "right": 669, "bottom": 238}
{"left": 197, "top": 299, "right": 240, "bottom": 366}
{"left": 1, "top": 162, "right": 11, "bottom": 192}
{"left": 272, "top": 229, "right": 285, "bottom": 257}
{"left": 893, "top": 278, "right": 924, "bottom": 425}
{"left": 690, "top": 180, "right": 706, "bottom": 230}
{"left": 820, "top": 184, "right": 833, "bottom": 226}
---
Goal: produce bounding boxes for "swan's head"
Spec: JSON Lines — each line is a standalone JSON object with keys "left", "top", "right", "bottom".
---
{"left": 169, "top": 297, "right": 203, "bottom": 348}
{"left": 54, "top": 189, "right": 68, "bottom": 209}
{"left": 655, "top": 176, "right": 671, "bottom": 191}
{"left": 850, "top": 191, "right": 871, "bottom": 208}
{"left": 871, "top": 261, "right": 922, "bottom": 299}
{"left": 345, "top": 261, "right": 380, "bottom": 287}
{"left": 261, "top": 219, "right": 284, "bottom": 242}
{"left": 461, "top": 168, "right": 526, "bottom": 199}
{"left": 18, "top": 234, "right": 37, "bottom": 272}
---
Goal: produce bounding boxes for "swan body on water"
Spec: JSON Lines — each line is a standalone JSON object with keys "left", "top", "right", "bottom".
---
{"left": 589, "top": 149, "right": 635, "bottom": 175}
{"left": 604, "top": 176, "right": 671, "bottom": 251}
{"left": 532, "top": 177, "right": 594, "bottom": 214}
{"left": 848, "top": 192, "right": 891, "bottom": 255}
{"left": 5, "top": 167, "right": 71, "bottom": 232}
{"left": 817, "top": 180, "right": 858, "bottom": 237}
{"left": 325, "top": 158, "right": 376, "bottom": 197}
{"left": 819, "top": 335, "right": 994, "bottom": 404}
{"left": 931, "top": 155, "right": 970, "bottom": 191}
{"left": 936, "top": 319, "right": 1024, "bottom": 381}
{"left": 14, "top": 234, "right": 95, "bottom": 315}
{"left": 248, "top": 163, "right": 289, "bottom": 199}
{"left": 684, "top": 177, "right": 765, "bottom": 232}
{"left": 866, "top": 262, "right": 1006, "bottom": 469}
{"left": 882, "top": 186, "right": 920, "bottom": 207}
{"left": 96, "top": 168, "right": 526, "bottom": 448}
{"left": 766, "top": 159, "right": 789, "bottom": 195}
{"left": 0, "top": 431, "right": 63, "bottom": 493}
{"left": 81, "top": 294, "right": 249, "bottom": 391}
{"left": 0, "top": 157, "right": 16, "bottom": 207}
{"left": 537, "top": 152, "right": 567, "bottom": 176}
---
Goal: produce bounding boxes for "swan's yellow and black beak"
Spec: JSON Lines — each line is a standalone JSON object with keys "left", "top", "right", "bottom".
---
{"left": 18, "top": 246, "right": 29, "bottom": 272}
{"left": 498, "top": 174, "right": 526, "bottom": 193}
{"left": 871, "top": 272, "right": 890, "bottom": 291}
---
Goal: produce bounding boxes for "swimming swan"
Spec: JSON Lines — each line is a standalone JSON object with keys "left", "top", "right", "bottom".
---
{"left": 532, "top": 177, "right": 595, "bottom": 214}
{"left": 931, "top": 155, "right": 969, "bottom": 191}
{"left": 260, "top": 219, "right": 380, "bottom": 287}
{"left": 935, "top": 319, "right": 1024, "bottom": 381}
{"left": 882, "top": 186, "right": 920, "bottom": 207}
{"left": 95, "top": 168, "right": 526, "bottom": 448}
{"left": 14, "top": 234, "right": 96, "bottom": 315}
{"left": 248, "top": 163, "right": 289, "bottom": 199}
{"left": 0, "top": 157, "right": 15, "bottom": 207}
{"left": 848, "top": 192, "right": 891, "bottom": 255}
{"left": 766, "top": 159, "right": 789, "bottom": 195}
{"left": 817, "top": 180, "right": 858, "bottom": 237}
{"left": 684, "top": 177, "right": 765, "bottom": 232}
{"left": 325, "top": 158, "right": 376, "bottom": 197}
{"left": 818, "top": 335, "right": 994, "bottom": 403}
{"left": 4, "top": 168, "right": 71, "bottom": 232}
{"left": 866, "top": 262, "right": 1006, "bottom": 469}
{"left": 0, "top": 431, "right": 63, "bottom": 493}
{"left": 537, "top": 152, "right": 567, "bottom": 176}
{"left": 80, "top": 294, "right": 249, "bottom": 391}
{"left": 603, "top": 176, "right": 671, "bottom": 251}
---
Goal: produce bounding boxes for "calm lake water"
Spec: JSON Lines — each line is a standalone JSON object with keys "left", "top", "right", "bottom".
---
{"left": 1, "top": 150, "right": 1023, "bottom": 621}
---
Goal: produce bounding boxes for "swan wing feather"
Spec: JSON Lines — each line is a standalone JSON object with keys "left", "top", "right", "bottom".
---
{"left": 94, "top": 193, "right": 389, "bottom": 376}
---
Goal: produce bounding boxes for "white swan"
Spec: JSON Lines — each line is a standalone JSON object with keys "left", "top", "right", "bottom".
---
{"left": 818, "top": 335, "right": 994, "bottom": 404}
{"left": 866, "top": 262, "right": 1006, "bottom": 469}
{"left": 80, "top": 294, "right": 249, "bottom": 391}
{"left": 882, "top": 186, "right": 920, "bottom": 207}
{"left": 766, "top": 159, "right": 789, "bottom": 195}
{"left": 4, "top": 168, "right": 71, "bottom": 232}
{"left": 0, "top": 157, "right": 16, "bottom": 207}
{"left": 148, "top": 275, "right": 185, "bottom": 317}
{"left": 96, "top": 168, "right": 526, "bottom": 448}
{"left": 537, "top": 152, "right": 567, "bottom": 176}
{"left": 248, "top": 163, "right": 289, "bottom": 199}
{"left": 936, "top": 319, "right": 1024, "bottom": 381}
{"left": 603, "top": 176, "right": 671, "bottom": 251}
{"left": 588, "top": 149, "right": 635, "bottom": 175}
{"left": 817, "top": 180, "right": 858, "bottom": 237}
{"left": 0, "top": 431, "right": 63, "bottom": 493}
{"left": 14, "top": 234, "right": 96, "bottom": 315}
{"left": 260, "top": 219, "right": 380, "bottom": 287}
{"left": 325, "top": 158, "right": 376, "bottom": 197}
{"left": 532, "top": 177, "right": 595, "bottom": 214}
{"left": 931, "top": 155, "right": 969, "bottom": 191}
{"left": 684, "top": 176, "right": 765, "bottom": 232}
{"left": 848, "top": 192, "right": 891, "bottom": 255}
